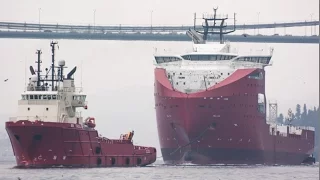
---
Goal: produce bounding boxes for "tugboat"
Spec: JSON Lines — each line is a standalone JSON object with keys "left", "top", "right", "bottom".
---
{"left": 5, "top": 41, "right": 156, "bottom": 168}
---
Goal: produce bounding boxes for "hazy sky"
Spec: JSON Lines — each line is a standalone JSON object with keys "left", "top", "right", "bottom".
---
{"left": 0, "top": 0, "right": 319, "bottom": 26}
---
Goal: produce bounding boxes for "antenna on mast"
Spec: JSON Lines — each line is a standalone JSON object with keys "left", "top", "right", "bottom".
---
{"left": 81, "top": 59, "right": 83, "bottom": 88}
{"left": 189, "top": 7, "right": 236, "bottom": 44}
{"left": 193, "top": 13, "right": 196, "bottom": 30}
{"left": 24, "top": 56, "right": 27, "bottom": 92}
{"left": 213, "top": 7, "right": 218, "bottom": 15}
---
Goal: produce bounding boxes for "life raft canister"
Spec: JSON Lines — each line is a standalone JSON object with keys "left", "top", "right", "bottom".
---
{"left": 85, "top": 117, "right": 96, "bottom": 128}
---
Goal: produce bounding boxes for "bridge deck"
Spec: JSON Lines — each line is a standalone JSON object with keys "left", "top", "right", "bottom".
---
{"left": 0, "top": 20, "right": 318, "bottom": 33}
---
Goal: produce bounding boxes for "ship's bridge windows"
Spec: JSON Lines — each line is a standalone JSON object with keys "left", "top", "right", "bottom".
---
{"left": 210, "top": 55, "right": 217, "bottom": 60}
{"left": 235, "top": 56, "right": 271, "bottom": 64}
{"left": 52, "top": 95, "right": 57, "bottom": 100}
{"left": 154, "top": 56, "right": 182, "bottom": 64}
{"left": 181, "top": 54, "right": 237, "bottom": 61}
{"left": 199, "top": 55, "right": 209, "bottom": 60}
{"left": 24, "top": 94, "right": 59, "bottom": 100}
{"left": 73, "top": 95, "right": 87, "bottom": 101}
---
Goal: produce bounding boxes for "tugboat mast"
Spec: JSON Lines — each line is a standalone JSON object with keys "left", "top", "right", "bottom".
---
{"left": 50, "top": 41, "right": 58, "bottom": 91}
{"left": 30, "top": 41, "right": 65, "bottom": 92}
{"left": 35, "top": 49, "right": 42, "bottom": 88}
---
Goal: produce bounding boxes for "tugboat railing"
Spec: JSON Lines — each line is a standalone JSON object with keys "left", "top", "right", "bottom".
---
{"left": 9, "top": 116, "right": 50, "bottom": 122}
{"left": 18, "top": 100, "right": 58, "bottom": 105}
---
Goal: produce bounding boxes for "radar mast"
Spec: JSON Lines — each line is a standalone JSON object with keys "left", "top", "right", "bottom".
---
{"left": 28, "top": 41, "right": 76, "bottom": 92}
{"left": 187, "top": 7, "right": 236, "bottom": 44}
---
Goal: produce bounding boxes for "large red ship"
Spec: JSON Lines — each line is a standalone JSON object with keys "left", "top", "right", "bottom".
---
{"left": 5, "top": 41, "right": 156, "bottom": 168}
{"left": 153, "top": 8, "right": 315, "bottom": 165}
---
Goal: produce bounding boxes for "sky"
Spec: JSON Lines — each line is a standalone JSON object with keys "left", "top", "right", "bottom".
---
{"left": 0, "top": 0, "right": 319, "bottom": 26}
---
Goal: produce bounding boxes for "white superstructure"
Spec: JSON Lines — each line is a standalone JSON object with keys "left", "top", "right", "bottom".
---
{"left": 15, "top": 77, "right": 86, "bottom": 123}
{"left": 10, "top": 42, "right": 87, "bottom": 125}
{"left": 153, "top": 43, "right": 273, "bottom": 93}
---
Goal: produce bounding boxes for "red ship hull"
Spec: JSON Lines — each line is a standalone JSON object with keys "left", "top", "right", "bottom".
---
{"left": 6, "top": 120, "right": 156, "bottom": 168}
{"left": 154, "top": 68, "right": 315, "bottom": 165}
